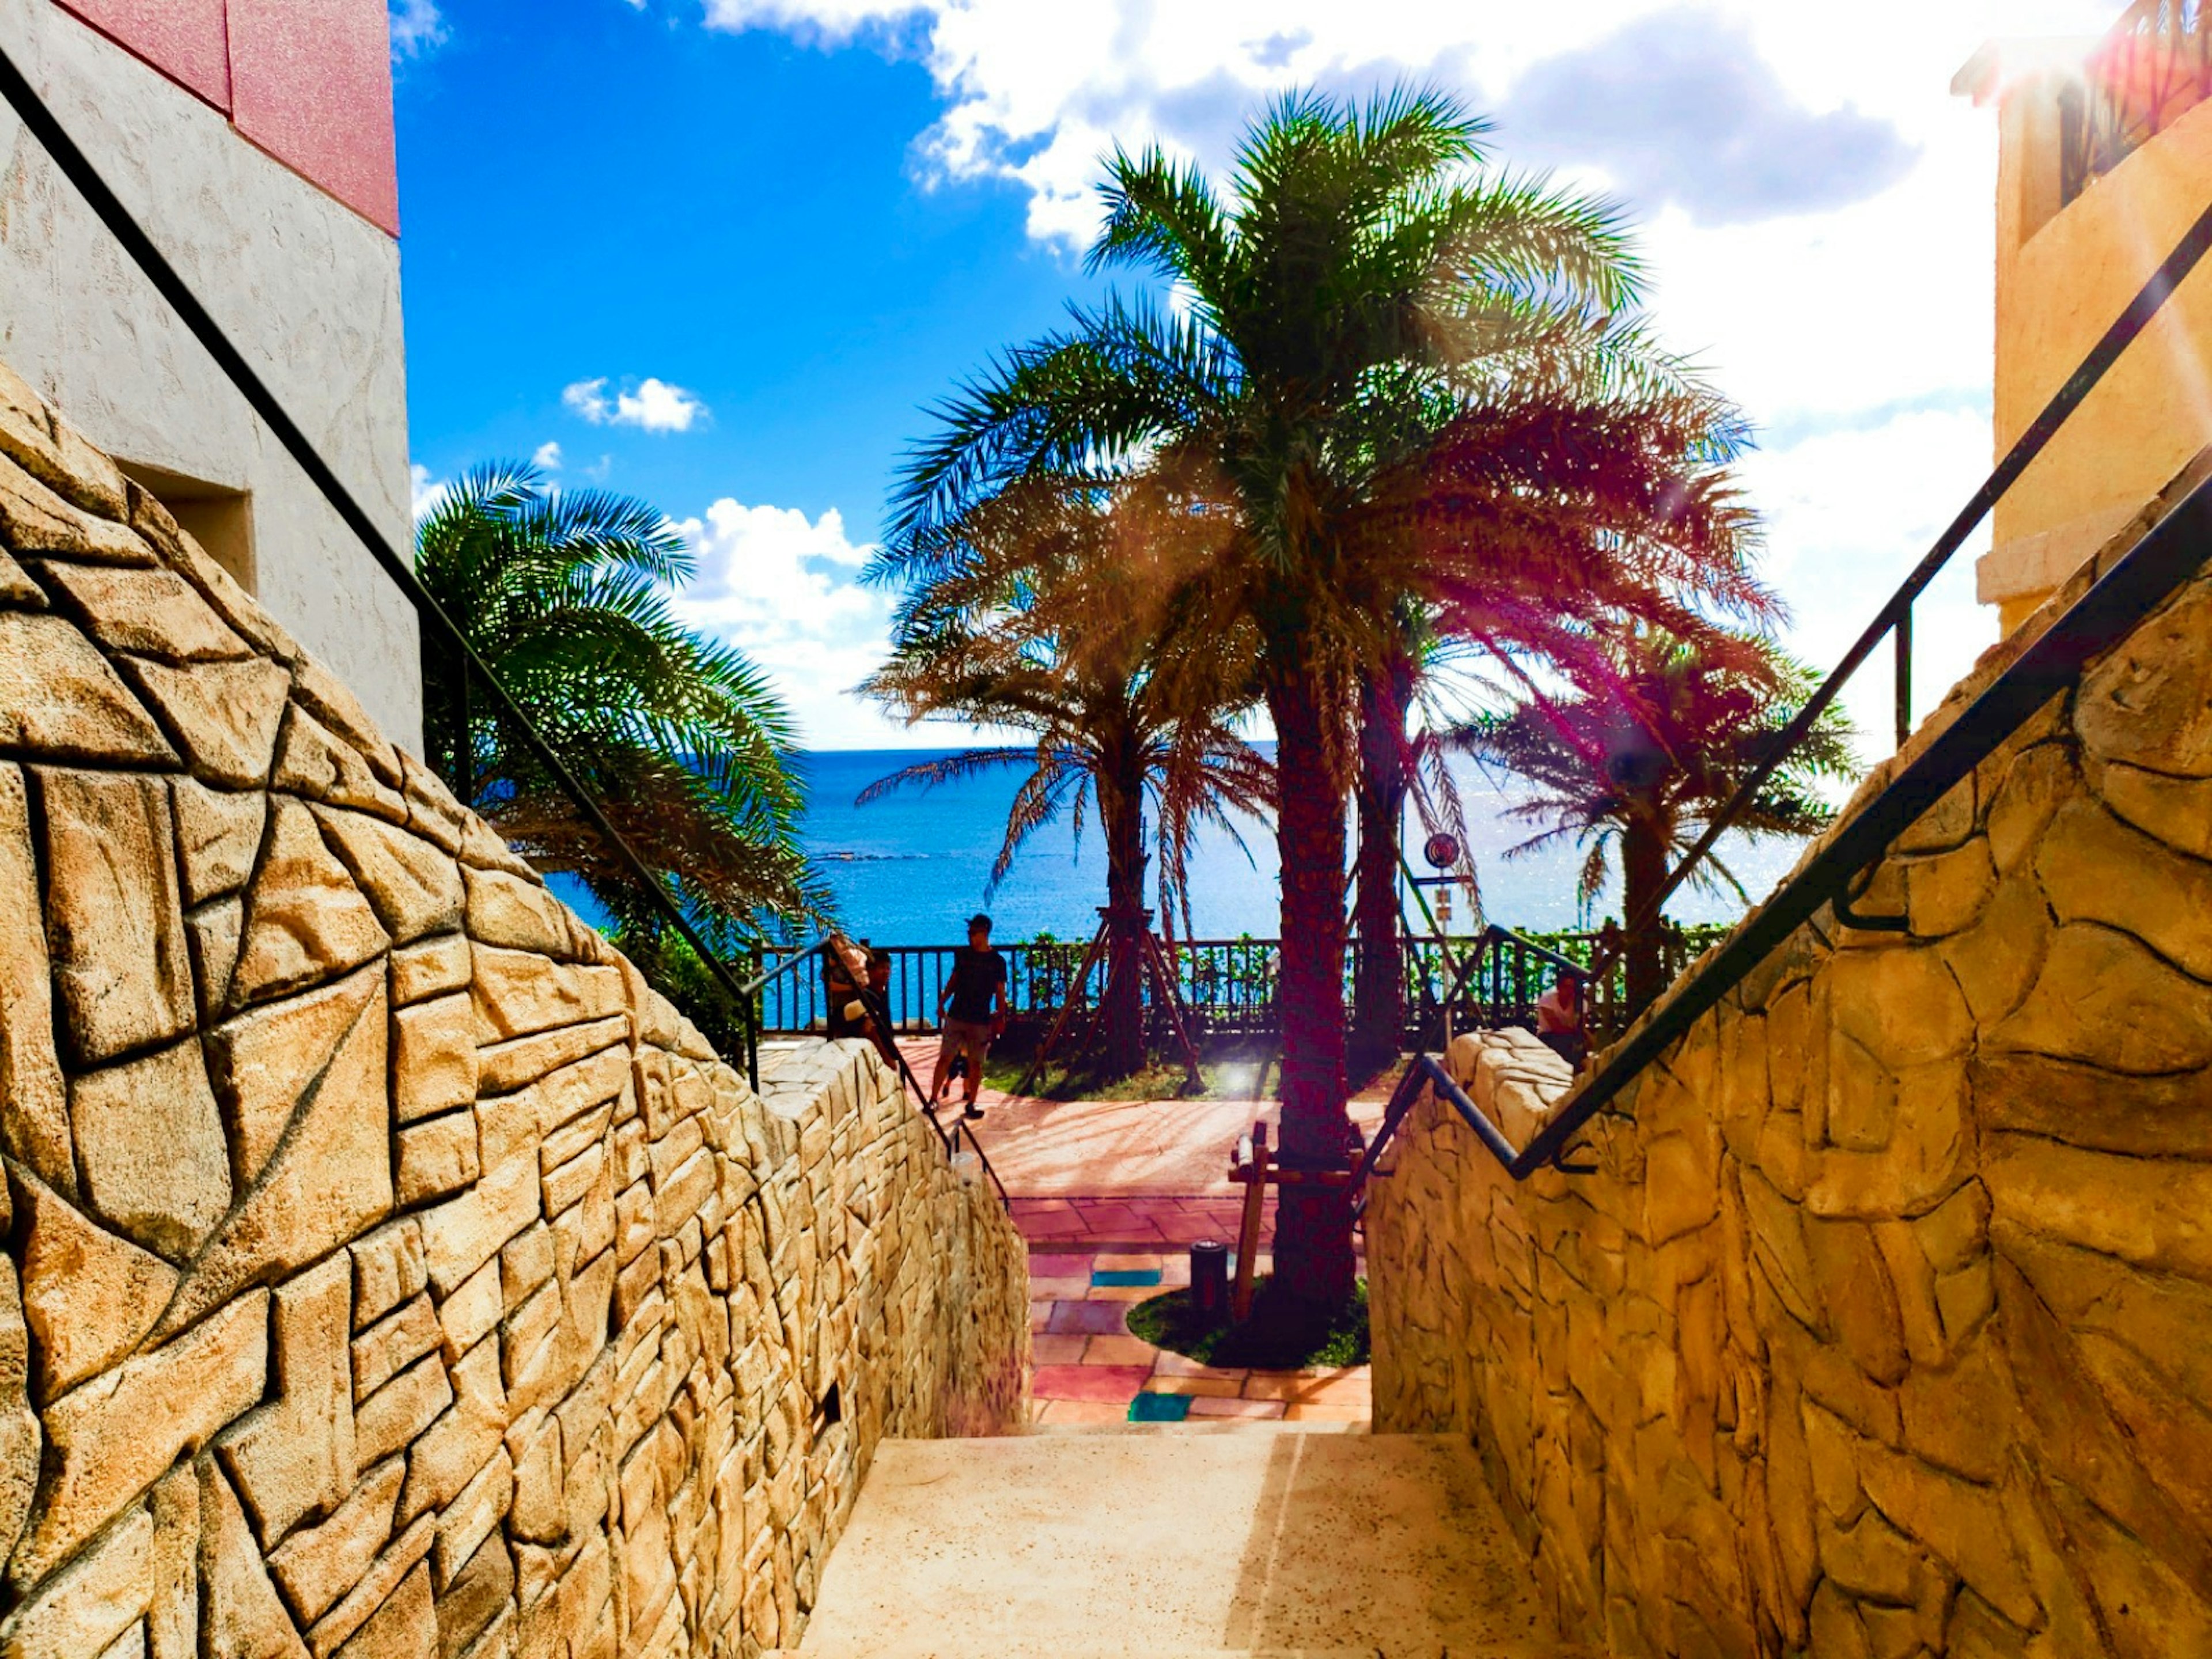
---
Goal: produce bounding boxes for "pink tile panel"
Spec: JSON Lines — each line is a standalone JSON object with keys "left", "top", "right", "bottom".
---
{"left": 225, "top": 0, "right": 399, "bottom": 234}
{"left": 54, "top": 0, "right": 232, "bottom": 110}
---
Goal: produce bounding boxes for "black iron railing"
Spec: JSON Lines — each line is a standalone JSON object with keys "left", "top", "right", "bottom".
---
{"left": 2063, "top": 0, "right": 2212, "bottom": 206}
{"left": 1601, "top": 190, "right": 2212, "bottom": 984}
{"left": 1355, "top": 467, "right": 2212, "bottom": 1187}
{"left": 0, "top": 46, "right": 980, "bottom": 1159}
{"left": 742, "top": 927, "right": 1713, "bottom": 1046}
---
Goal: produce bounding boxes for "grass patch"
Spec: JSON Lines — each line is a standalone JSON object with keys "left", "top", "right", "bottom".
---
{"left": 1125, "top": 1277, "right": 1370, "bottom": 1371}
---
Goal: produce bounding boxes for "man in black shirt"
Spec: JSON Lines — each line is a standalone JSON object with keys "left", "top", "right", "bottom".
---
{"left": 933, "top": 912, "right": 1009, "bottom": 1120}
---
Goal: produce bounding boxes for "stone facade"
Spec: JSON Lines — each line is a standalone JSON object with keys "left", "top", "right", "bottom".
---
{"left": 0, "top": 368, "right": 1029, "bottom": 1659}
{"left": 1367, "top": 461, "right": 2212, "bottom": 1658}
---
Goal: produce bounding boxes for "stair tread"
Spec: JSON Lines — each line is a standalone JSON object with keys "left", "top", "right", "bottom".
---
{"left": 773, "top": 1647, "right": 1588, "bottom": 1657}
{"left": 797, "top": 1432, "right": 1562, "bottom": 1658}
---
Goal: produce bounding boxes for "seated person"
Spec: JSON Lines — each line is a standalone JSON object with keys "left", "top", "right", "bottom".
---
{"left": 1534, "top": 971, "right": 1588, "bottom": 1068}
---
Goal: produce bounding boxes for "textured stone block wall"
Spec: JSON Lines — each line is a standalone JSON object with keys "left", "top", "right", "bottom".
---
{"left": 0, "top": 369, "right": 1029, "bottom": 1659}
{"left": 1367, "top": 465, "right": 2212, "bottom": 1659}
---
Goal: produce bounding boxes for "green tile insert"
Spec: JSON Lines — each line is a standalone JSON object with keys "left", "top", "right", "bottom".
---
{"left": 1091, "top": 1268, "right": 1163, "bottom": 1287}
{"left": 1128, "top": 1391, "right": 1191, "bottom": 1423}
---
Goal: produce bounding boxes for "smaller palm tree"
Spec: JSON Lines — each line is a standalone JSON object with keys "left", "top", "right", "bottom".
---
{"left": 861, "top": 478, "right": 1271, "bottom": 1078}
{"left": 415, "top": 464, "right": 825, "bottom": 1018}
{"left": 1453, "top": 627, "right": 1855, "bottom": 1013}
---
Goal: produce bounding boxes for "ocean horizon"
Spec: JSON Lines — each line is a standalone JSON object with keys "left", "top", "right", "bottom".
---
{"left": 796, "top": 747, "right": 1794, "bottom": 945}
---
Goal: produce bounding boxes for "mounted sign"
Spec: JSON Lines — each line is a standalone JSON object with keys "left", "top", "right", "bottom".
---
{"left": 1422, "top": 832, "right": 1460, "bottom": 870}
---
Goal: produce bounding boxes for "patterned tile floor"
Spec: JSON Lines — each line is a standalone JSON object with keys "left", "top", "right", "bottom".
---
{"left": 1018, "top": 1224, "right": 1371, "bottom": 1427}
{"left": 896, "top": 1036, "right": 1382, "bottom": 1426}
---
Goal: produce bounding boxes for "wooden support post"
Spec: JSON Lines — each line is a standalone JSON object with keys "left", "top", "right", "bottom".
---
{"left": 1139, "top": 930, "right": 1205, "bottom": 1093}
{"left": 1013, "top": 916, "right": 1113, "bottom": 1097}
{"left": 1232, "top": 1121, "right": 1268, "bottom": 1323}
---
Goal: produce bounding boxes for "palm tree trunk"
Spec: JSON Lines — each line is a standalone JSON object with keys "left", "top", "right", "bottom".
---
{"left": 1265, "top": 665, "right": 1357, "bottom": 1311}
{"left": 1098, "top": 745, "right": 1147, "bottom": 1081}
{"left": 1350, "top": 656, "right": 1411, "bottom": 1077}
{"left": 1622, "top": 815, "right": 1671, "bottom": 1015}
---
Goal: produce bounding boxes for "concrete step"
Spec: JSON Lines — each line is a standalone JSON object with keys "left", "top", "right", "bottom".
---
{"left": 1017, "top": 1421, "right": 1368, "bottom": 1438}
{"left": 790, "top": 1431, "right": 1568, "bottom": 1657}
{"left": 773, "top": 1649, "right": 1574, "bottom": 1657}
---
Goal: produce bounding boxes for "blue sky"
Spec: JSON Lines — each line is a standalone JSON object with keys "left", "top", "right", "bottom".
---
{"left": 393, "top": 0, "right": 2122, "bottom": 748}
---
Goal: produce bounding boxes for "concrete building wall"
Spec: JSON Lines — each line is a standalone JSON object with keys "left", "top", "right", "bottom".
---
{"left": 1970, "top": 52, "right": 2212, "bottom": 635}
{"left": 0, "top": 0, "right": 420, "bottom": 749}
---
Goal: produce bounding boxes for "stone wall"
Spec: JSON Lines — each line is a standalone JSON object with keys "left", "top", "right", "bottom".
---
{"left": 0, "top": 370, "right": 1029, "bottom": 1659}
{"left": 1366, "top": 463, "right": 2212, "bottom": 1658}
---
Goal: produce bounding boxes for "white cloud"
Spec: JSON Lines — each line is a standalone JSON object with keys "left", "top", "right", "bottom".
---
{"left": 562, "top": 376, "right": 709, "bottom": 433}
{"left": 704, "top": 0, "right": 2124, "bottom": 747}
{"left": 388, "top": 0, "right": 448, "bottom": 60}
{"left": 669, "top": 500, "right": 918, "bottom": 747}
{"left": 409, "top": 462, "right": 448, "bottom": 520}
{"left": 532, "top": 441, "right": 564, "bottom": 473}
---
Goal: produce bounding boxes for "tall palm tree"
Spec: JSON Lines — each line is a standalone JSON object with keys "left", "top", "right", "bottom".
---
{"left": 1455, "top": 627, "right": 1855, "bottom": 1010}
{"left": 862, "top": 479, "right": 1271, "bottom": 1077}
{"left": 880, "top": 88, "right": 1763, "bottom": 1308}
{"left": 416, "top": 464, "right": 824, "bottom": 1006}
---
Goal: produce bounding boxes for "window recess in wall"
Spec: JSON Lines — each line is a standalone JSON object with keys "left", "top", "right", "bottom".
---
{"left": 115, "top": 459, "right": 255, "bottom": 594}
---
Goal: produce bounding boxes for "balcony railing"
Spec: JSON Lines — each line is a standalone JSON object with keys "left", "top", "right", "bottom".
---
{"left": 751, "top": 925, "right": 1730, "bottom": 1047}
{"left": 2062, "top": 0, "right": 2212, "bottom": 204}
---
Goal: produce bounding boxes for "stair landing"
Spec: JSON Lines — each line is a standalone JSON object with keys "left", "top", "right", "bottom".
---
{"left": 785, "top": 1426, "right": 1566, "bottom": 1657}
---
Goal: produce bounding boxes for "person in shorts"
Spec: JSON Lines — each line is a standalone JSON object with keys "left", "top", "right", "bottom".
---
{"left": 933, "top": 912, "right": 1009, "bottom": 1120}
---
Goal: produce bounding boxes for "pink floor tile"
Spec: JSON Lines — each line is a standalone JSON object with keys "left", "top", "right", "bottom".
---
{"left": 1031, "top": 1365, "right": 1154, "bottom": 1403}
{"left": 1151, "top": 1353, "right": 1247, "bottom": 1381}
{"left": 1081, "top": 1335, "right": 1156, "bottom": 1366}
{"left": 1029, "top": 1334, "right": 1088, "bottom": 1365}
{"left": 1027, "top": 1252, "right": 1097, "bottom": 1278}
{"left": 1188, "top": 1396, "right": 1286, "bottom": 1419}
{"left": 1028, "top": 1275, "right": 1093, "bottom": 1300}
{"left": 1043, "top": 1301, "right": 1129, "bottom": 1336}
{"left": 1033, "top": 1398, "right": 1130, "bottom": 1424}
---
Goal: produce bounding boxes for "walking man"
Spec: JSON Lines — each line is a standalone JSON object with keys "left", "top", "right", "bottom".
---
{"left": 934, "top": 912, "right": 1009, "bottom": 1120}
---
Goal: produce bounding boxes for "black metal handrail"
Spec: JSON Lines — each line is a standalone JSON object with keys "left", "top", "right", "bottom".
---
{"left": 0, "top": 44, "right": 993, "bottom": 1196}
{"left": 0, "top": 42, "right": 783, "bottom": 1073}
{"left": 1599, "top": 190, "right": 2212, "bottom": 987}
{"left": 1354, "top": 469, "right": 2212, "bottom": 1185}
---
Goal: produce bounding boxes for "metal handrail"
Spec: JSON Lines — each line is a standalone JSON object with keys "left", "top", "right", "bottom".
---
{"left": 1355, "top": 470, "right": 2212, "bottom": 1185}
{"left": 0, "top": 42, "right": 782, "bottom": 1076}
{"left": 1597, "top": 191, "right": 2212, "bottom": 987}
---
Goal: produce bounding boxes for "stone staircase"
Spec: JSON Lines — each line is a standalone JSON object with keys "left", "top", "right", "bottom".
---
{"left": 770, "top": 1423, "right": 1577, "bottom": 1658}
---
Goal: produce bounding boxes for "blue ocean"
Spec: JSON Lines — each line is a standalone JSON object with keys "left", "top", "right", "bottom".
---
{"left": 796, "top": 748, "right": 1794, "bottom": 946}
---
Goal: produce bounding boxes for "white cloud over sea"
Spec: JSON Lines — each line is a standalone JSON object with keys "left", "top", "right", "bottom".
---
{"left": 668, "top": 501, "right": 910, "bottom": 749}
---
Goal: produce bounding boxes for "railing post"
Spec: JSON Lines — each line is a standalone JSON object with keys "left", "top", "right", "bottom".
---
{"left": 1895, "top": 605, "right": 1914, "bottom": 749}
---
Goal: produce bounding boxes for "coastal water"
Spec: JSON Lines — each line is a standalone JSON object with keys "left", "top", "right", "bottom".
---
{"left": 798, "top": 748, "right": 1794, "bottom": 945}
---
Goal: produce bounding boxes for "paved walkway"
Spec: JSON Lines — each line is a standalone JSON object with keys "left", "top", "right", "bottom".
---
{"left": 898, "top": 1038, "right": 1385, "bottom": 1427}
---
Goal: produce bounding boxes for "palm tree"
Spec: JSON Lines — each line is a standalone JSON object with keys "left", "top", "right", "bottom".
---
{"left": 862, "top": 478, "right": 1271, "bottom": 1078}
{"left": 415, "top": 464, "right": 824, "bottom": 1012}
{"left": 879, "top": 88, "right": 1763, "bottom": 1308}
{"left": 1455, "top": 627, "right": 1855, "bottom": 1011}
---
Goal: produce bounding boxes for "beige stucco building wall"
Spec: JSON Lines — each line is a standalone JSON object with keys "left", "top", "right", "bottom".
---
{"left": 0, "top": 365, "right": 1029, "bottom": 1659}
{"left": 1967, "top": 47, "right": 2212, "bottom": 634}
{"left": 0, "top": 0, "right": 421, "bottom": 749}
{"left": 1368, "top": 461, "right": 2212, "bottom": 1658}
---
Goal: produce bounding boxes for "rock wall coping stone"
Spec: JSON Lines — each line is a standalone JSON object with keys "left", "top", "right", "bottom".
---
{"left": 0, "top": 363, "right": 1031, "bottom": 1659}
